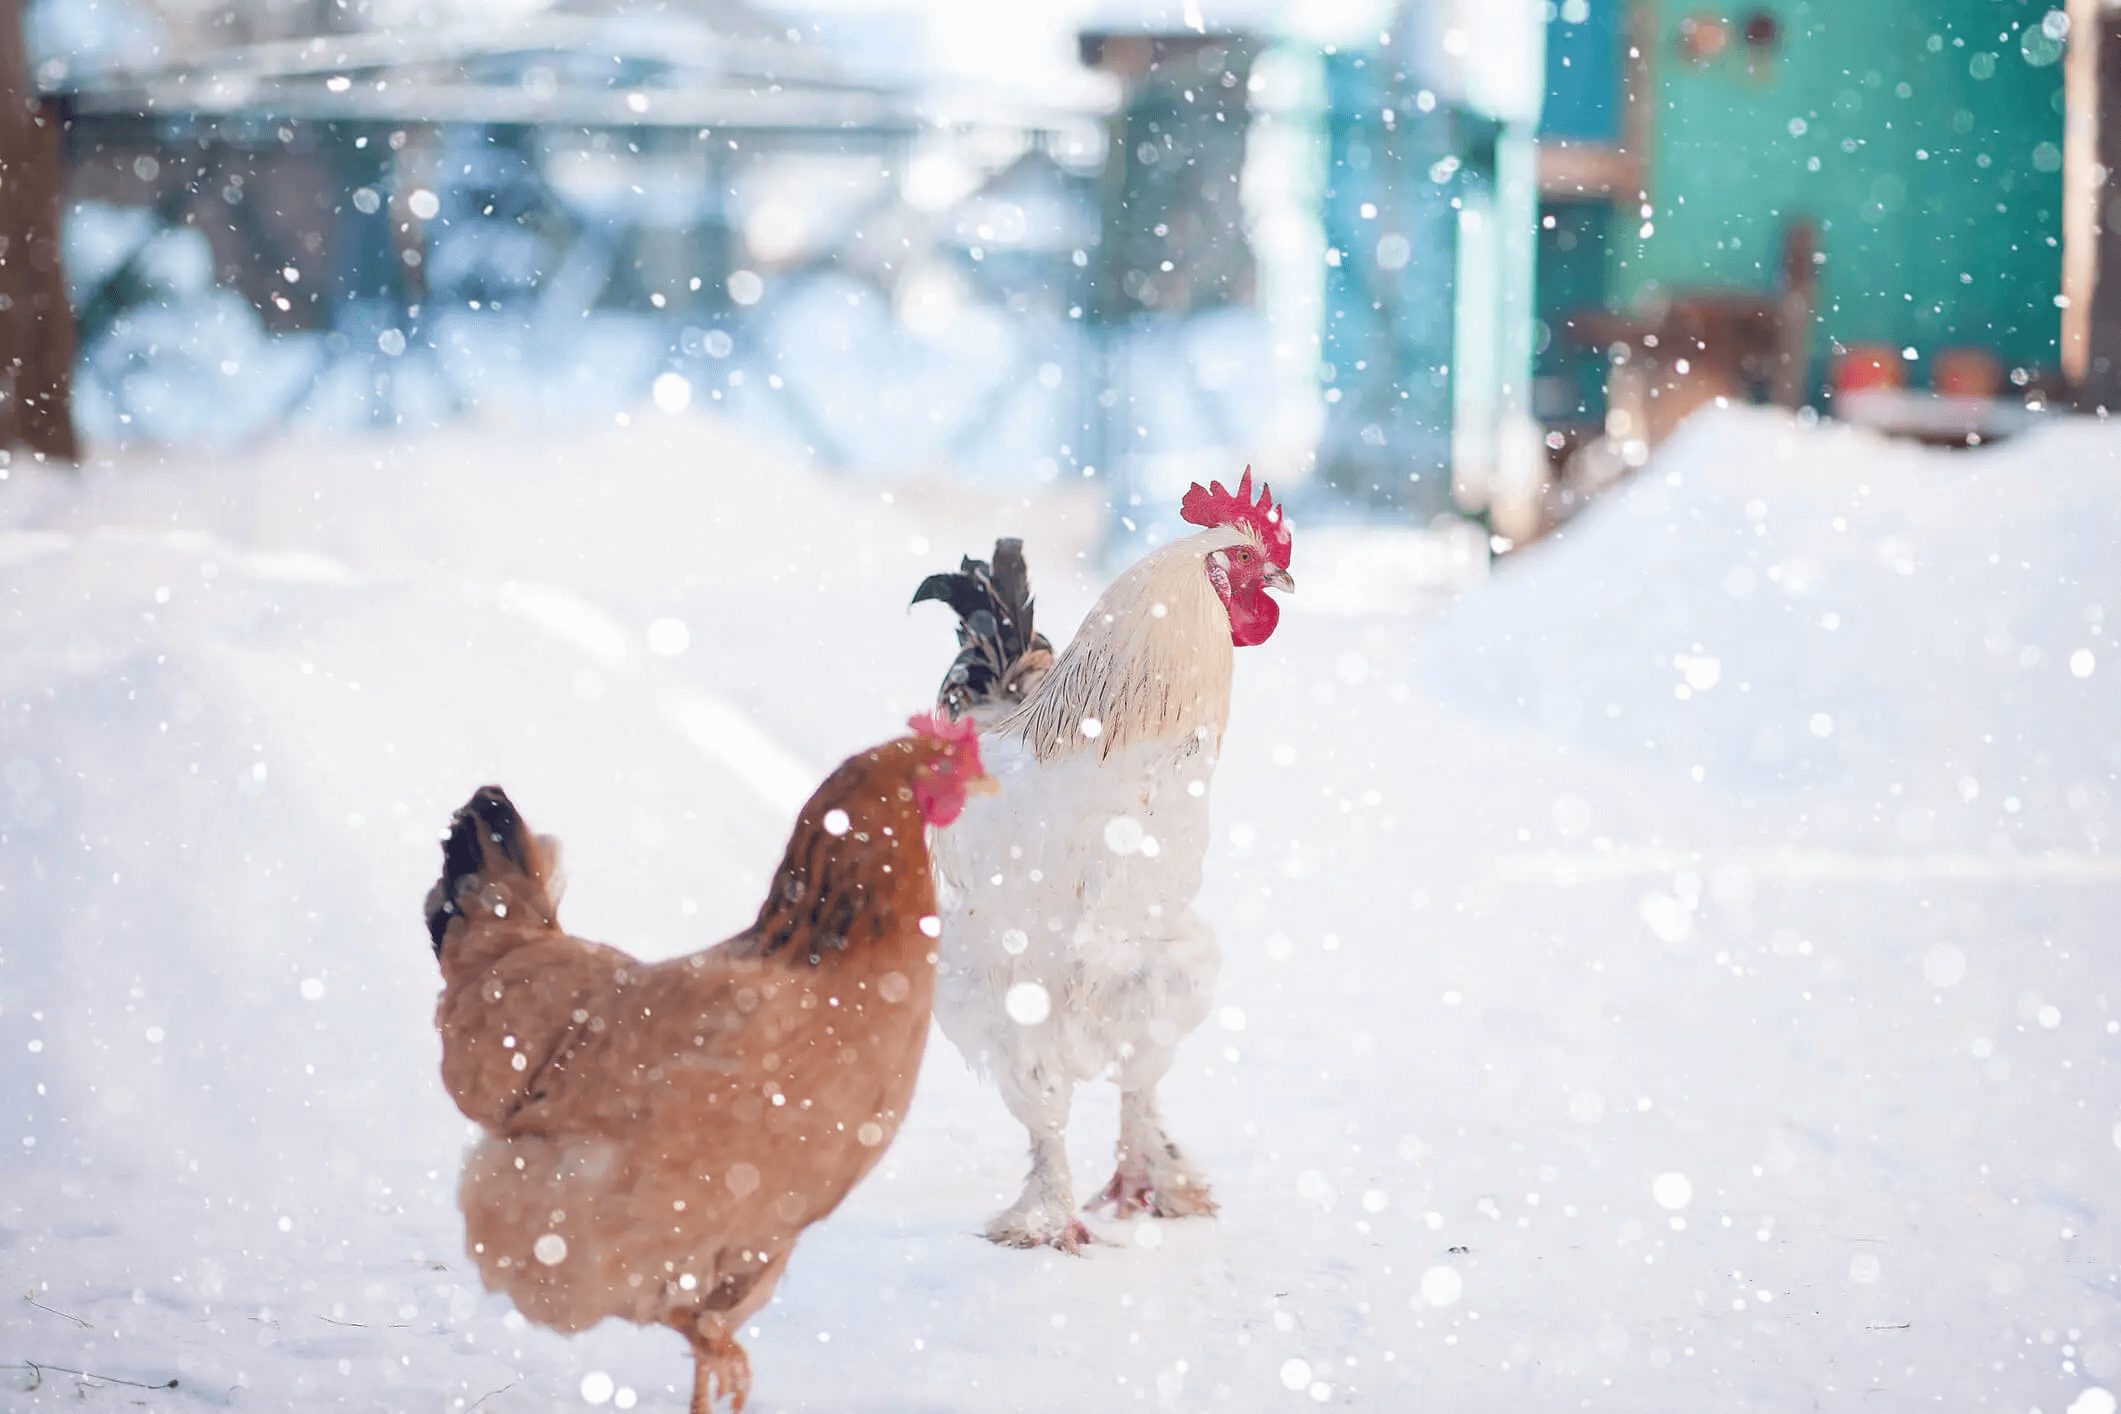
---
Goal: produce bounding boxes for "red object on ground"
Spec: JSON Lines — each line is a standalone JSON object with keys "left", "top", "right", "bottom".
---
{"left": 1934, "top": 347, "right": 2003, "bottom": 399}
{"left": 1836, "top": 345, "right": 1906, "bottom": 395}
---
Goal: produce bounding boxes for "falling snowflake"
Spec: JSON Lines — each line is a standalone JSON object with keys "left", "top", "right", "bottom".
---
{"left": 1652, "top": 1173, "right": 1692, "bottom": 1211}
{"left": 1004, "top": 982, "right": 1051, "bottom": 1025}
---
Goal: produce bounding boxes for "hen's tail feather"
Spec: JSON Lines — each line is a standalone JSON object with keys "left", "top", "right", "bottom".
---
{"left": 912, "top": 537, "right": 1055, "bottom": 718}
{"left": 425, "top": 786, "right": 561, "bottom": 954}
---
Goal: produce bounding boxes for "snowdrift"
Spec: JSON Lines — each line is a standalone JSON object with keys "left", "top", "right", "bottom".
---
{"left": 2, "top": 408, "right": 2117, "bottom": 1412}
{"left": 1424, "top": 408, "right": 2121, "bottom": 854}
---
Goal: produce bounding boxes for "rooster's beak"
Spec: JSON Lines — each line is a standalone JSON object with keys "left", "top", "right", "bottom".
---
{"left": 967, "top": 773, "right": 1001, "bottom": 797}
{"left": 1265, "top": 564, "right": 1295, "bottom": 594}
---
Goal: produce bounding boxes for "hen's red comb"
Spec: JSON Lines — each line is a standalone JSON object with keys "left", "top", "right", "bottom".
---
{"left": 908, "top": 710, "right": 986, "bottom": 782}
{"left": 907, "top": 710, "right": 979, "bottom": 747}
{"left": 1180, "top": 466, "right": 1292, "bottom": 569}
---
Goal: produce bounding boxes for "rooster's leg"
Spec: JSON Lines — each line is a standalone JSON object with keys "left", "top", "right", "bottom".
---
{"left": 1091, "top": 1087, "right": 1218, "bottom": 1220}
{"left": 987, "top": 1077, "right": 1098, "bottom": 1251}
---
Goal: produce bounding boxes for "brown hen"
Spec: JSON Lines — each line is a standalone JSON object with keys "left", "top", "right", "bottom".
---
{"left": 425, "top": 715, "right": 991, "bottom": 1411}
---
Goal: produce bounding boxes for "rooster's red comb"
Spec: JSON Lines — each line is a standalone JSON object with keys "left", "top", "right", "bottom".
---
{"left": 1180, "top": 466, "right": 1292, "bottom": 569}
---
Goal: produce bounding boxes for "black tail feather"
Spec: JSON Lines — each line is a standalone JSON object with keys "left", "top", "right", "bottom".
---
{"left": 912, "top": 537, "right": 1053, "bottom": 716}
{"left": 426, "top": 785, "right": 534, "bottom": 953}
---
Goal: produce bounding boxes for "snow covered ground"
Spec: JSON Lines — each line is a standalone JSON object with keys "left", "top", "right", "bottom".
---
{"left": 2, "top": 405, "right": 2118, "bottom": 1412}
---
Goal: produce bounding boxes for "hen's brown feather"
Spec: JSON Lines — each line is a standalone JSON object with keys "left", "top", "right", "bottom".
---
{"left": 429, "top": 740, "right": 950, "bottom": 1401}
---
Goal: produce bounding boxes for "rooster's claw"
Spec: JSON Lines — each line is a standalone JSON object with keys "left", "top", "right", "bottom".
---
{"left": 985, "top": 1213, "right": 1107, "bottom": 1253}
{"left": 1090, "top": 1169, "right": 1218, "bottom": 1220}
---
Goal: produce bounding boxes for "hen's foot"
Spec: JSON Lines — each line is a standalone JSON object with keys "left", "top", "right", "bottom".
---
{"left": 985, "top": 1207, "right": 1106, "bottom": 1254}
{"left": 689, "top": 1335, "right": 751, "bottom": 1414}
{"left": 1090, "top": 1167, "right": 1218, "bottom": 1220}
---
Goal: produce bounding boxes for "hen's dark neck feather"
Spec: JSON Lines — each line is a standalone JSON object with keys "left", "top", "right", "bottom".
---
{"left": 739, "top": 762, "right": 935, "bottom": 968}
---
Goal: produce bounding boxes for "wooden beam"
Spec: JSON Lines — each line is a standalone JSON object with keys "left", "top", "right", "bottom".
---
{"left": 1536, "top": 142, "right": 1642, "bottom": 201}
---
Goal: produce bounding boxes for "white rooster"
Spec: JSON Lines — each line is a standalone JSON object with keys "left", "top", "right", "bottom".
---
{"left": 914, "top": 472, "right": 1294, "bottom": 1250}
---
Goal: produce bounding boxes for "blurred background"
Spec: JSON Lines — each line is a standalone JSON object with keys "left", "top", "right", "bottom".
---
{"left": 2, "top": 0, "right": 2091, "bottom": 544}
{"left": 6, "top": 4, "right": 2121, "bottom": 1412}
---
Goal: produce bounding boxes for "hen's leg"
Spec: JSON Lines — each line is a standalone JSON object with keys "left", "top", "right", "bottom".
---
{"left": 677, "top": 1247, "right": 789, "bottom": 1414}
{"left": 1092, "top": 1086, "right": 1217, "bottom": 1220}
{"left": 683, "top": 1323, "right": 751, "bottom": 1414}
{"left": 987, "top": 1069, "right": 1097, "bottom": 1252}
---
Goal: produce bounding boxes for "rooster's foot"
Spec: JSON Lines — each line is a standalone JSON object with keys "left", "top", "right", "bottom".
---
{"left": 1090, "top": 1168, "right": 1219, "bottom": 1220}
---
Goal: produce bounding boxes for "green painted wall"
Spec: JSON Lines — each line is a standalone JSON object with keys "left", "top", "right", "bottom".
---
{"left": 1615, "top": 0, "right": 2067, "bottom": 380}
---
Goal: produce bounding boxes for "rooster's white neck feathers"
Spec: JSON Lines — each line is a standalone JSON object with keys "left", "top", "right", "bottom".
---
{"left": 997, "top": 527, "right": 1253, "bottom": 763}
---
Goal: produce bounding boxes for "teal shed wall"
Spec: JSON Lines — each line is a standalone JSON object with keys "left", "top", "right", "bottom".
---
{"left": 1616, "top": 0, "right": 2066, "bottom": 378}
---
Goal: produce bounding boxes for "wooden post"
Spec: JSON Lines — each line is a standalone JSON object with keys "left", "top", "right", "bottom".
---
{"left": 2066, "top": 0, "right": 2121, "bottom": 407}
{"left": 0, "top": 0, "right": 79, "bottom": 463}
{"left": 2063, "top": 0, "right": 2100, "bottom": 387}
{"left": 1771, "top": 221, "right": 1818, "bottom": 408}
